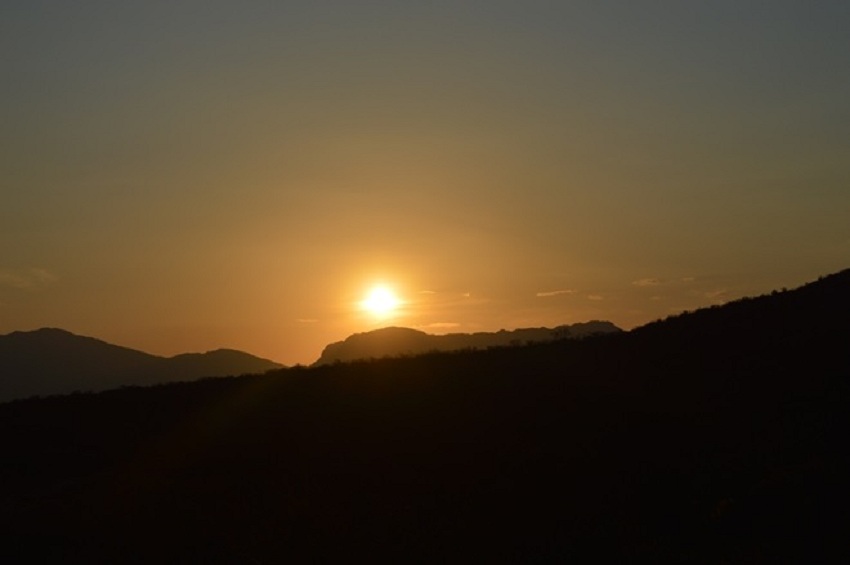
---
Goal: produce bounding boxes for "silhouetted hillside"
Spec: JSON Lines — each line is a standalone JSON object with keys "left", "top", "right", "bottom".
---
{"left": 0, "top": 328, "right": 283, "bottom": 402}
{"left": 625, "top": 269, "right": 850, "bottom": 378}
{"left": 160, "top": 349, "right": 286, "bottom": 382}
{"left": 314, "top": 320, "right": 621, "bottom": 365}
{"left": 0, "top": 270, "right": 847, "bottom": 563}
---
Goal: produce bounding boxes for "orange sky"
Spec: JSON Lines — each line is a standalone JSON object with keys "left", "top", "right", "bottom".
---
{"left": 2, "top": 2, "right": 849, "bottom": 364}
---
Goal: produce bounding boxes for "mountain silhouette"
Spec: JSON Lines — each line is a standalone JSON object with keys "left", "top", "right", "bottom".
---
{"left": 314, "top": 320, "right": 621, "bottom": 365}
{"left": 0, "top": 270, "right": 847, "bottom": 562}
{"left": 0, "top": 328, "right": 283, "bottom": 402}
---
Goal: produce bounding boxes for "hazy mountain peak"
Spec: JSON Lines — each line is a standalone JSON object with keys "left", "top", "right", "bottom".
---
{"left": 0, "top": 329, "right": 283, "bottom": 402}
{"left": 313, "top": 321, "right": 622, "bottom": 366}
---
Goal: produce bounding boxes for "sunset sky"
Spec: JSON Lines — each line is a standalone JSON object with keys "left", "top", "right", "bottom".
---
{"left": 2, "top": 1, "right": 849, "bottom": 365}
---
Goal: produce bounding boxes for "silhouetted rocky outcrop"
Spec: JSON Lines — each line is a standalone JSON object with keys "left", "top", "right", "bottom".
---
{"left": 0, "top": 328, "right": 283, "bottom": 402}
{"left": 313, "top": 321, "right": 621, "bottom": 365}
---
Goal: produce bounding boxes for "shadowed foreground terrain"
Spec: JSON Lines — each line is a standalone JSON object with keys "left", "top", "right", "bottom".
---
{"left": 1, "top": 270, "right": 848, "bottom": 563}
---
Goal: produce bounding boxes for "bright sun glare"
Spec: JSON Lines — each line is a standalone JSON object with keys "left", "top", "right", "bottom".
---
{"left": 360, "top": 285, "right": 401, "bottom": 318}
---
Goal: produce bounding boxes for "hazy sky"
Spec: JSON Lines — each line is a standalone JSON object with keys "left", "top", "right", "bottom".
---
{"left": 2, "top": 1, "right": 849, "bottom": 364}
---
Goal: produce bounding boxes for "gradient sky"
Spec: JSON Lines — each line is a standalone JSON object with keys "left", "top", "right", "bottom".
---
{"left": 2, "top": 1, "right": 849, "bottom": 365}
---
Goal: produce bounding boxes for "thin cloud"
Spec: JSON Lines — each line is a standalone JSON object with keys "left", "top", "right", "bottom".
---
{"left": 423, "top": 322, "right": 460, "bottom": 329}
{"left": 0, "top": 273, "right": 28, "bottom": 289}
{"left": 632, "top": 278, "right": 661, "bottom": 287}
{"left": 296, "top": 318, "right": 319, "bottom": 323}
{"left": 536, "top": 289, "right": 576, "bottom": 297}
{"left": 633, "top": 277, "right": 696, "bottom": 287}
{"left": 586, "top": 294, "right": 604, "bottom": 301}
{"left": 419, "top": 290, "right": 436, "bottom": 295}
{"left": 0, "top": 268, "right": 56, "bottom": 290}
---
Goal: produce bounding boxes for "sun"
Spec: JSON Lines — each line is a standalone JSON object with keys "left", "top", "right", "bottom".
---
{"left": 360, "top": 285, "right": 401, "bottom": 318}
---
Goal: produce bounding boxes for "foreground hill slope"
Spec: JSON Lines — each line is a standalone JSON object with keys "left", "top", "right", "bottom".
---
{"left": 0, "top": 328, "right": 283, "bottom": 402}
{"left": 314, "top": 320, "right": 621, "bottom": 365}
{"left": 0, "top": 270, "right": 848, "bottom": 563}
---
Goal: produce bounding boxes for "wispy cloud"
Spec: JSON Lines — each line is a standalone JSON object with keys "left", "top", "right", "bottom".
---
{"left": 586, "top": 294, "right": 604, "bottom": 301}
{"left": 419, "top": 290, "right": 436, "bottom": 295}
{"left": 633, "top": 276, "right": 696, "bottom": 287}
{"left": 703, "top": 289, "right": 728, "bottom": 300}
{"left": 0, "top": 268, "right": 57, "bottom": 290}
{"left": 632, "top": 278, "right": 661, "bottom": 287}
{"left": 296, "top": 318, "right": 319, "bottom": 323}
{"left": 536, "top": 289, "right": 575, "bottom": 297}
{"left": 423, "top": 322, "right": 460, "bottom": 329}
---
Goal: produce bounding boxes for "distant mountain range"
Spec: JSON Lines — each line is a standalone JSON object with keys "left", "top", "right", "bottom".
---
{"left": 0, "top": 328, "right": 283, "bottom": 402}
{"left": 0, "top": 321, "right": 621, "bottom": 401}
{"left": 313, "top": 320, "right": 622, "bottom": 365}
